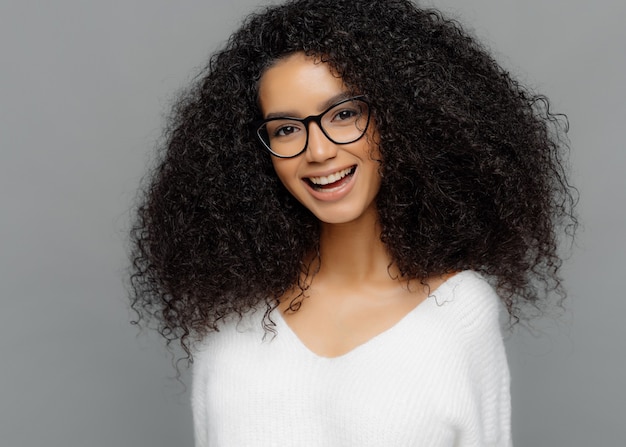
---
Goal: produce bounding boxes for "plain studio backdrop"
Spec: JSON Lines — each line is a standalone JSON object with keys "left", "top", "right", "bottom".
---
{"left": 1, "top": 0, "right": 623, "bottom": 446}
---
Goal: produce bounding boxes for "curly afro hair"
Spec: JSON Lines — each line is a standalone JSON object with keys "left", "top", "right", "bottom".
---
{"left": 130, "top": 0, "right": 577, "bottom": 355}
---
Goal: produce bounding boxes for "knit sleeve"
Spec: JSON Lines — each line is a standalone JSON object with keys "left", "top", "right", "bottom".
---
{"left": 191, "top": 347, "right": 210, "bottom": 447}
{"left": 449, "top": 273, "right": 512, "bottom": 446}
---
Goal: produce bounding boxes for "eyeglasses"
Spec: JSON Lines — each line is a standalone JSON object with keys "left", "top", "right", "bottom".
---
{"left": 252, "top": 96, "right": 371, "bottom": 158}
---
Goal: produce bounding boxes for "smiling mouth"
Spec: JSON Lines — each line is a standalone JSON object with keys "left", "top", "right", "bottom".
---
{"left": 305, "top": 166, "right": 356, "bottom": 191}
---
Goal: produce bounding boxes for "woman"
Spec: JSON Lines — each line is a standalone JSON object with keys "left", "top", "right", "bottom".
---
{"left": 130, "top": 0, "right": 576, "bottom": 445}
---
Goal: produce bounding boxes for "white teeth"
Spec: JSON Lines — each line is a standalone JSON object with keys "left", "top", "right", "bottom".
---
{"left": 308, "top": 167, "right": 353, "bottom": 185}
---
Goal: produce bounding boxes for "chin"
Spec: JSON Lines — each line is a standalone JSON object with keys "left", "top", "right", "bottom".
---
{"left": 308, "top": 202, "right": 377, "bottom": 226}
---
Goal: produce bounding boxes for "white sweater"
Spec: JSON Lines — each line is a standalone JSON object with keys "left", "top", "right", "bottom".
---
{"left": 192, "top": 270, "right": 512, "bottom": 446}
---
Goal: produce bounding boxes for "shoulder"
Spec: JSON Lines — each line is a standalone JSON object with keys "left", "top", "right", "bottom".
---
{"left": 432, "top": 270, "right": 499, "bottom": 303}
{"left": 192, "top": 305, "right": 269, "bottom": 369}
{"left": 416, "top": 271, "right": 507, "bottom": 374}
{"left": 428, "top": 270, "right": 502, "bottom": 330}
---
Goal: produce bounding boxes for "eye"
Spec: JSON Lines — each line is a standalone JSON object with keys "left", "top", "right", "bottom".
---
{"left": 331, "top": 104, "right": 362, "bottom": 124}
{"left": 339, "top": 110, "right": 357, "bottom": 121}
{"left": 266, "top": 120, "right": 303, "bottom": 139}
{"left": 275, "top": 125, "right": 299, "bottom": 137}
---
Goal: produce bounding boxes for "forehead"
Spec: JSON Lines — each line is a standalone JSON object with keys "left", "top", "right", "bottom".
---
{"left": 258, "top": 53, "right": 346, "bottom": 116}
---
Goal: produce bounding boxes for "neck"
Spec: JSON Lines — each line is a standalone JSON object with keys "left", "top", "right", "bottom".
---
{"left": 315, "top": 207, "right": 399, "bottom": 284}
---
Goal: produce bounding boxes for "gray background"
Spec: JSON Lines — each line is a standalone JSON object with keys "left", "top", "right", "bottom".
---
{"left": 1, "top": 0, "right": 624, "bottom": 446}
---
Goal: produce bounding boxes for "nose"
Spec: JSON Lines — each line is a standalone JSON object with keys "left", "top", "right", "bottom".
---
{"left": 305, "top": 122, "right": 338, "bottom": 163}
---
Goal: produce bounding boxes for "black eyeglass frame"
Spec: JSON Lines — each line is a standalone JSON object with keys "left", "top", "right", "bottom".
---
{"left": 251, "top": 95, "right": 371, "bottom": 159}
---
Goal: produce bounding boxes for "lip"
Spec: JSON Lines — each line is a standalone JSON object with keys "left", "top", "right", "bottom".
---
{"left": 302, "top": 165, "right": 358, "bottom": 202}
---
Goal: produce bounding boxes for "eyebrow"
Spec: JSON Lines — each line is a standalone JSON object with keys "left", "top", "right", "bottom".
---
{"left": 264, "top": 91, "right": 354, "bottom": 120}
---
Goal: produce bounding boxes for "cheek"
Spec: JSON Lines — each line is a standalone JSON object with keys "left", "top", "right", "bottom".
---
{"left": 365, "top": 129, "right": 382, "bottom": 161}
{"left": 271, "top": 159, "right": 299, "bottom": 192}
{"left": 270, "top": 159, "right": 285, "bottom": 182}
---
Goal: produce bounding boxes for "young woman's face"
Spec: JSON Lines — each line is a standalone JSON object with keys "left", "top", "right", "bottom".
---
{"left": 258, "top": 52, "right": 381, "bottom": 225}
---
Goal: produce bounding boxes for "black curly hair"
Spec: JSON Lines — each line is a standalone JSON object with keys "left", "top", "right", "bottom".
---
{"left": 130, "top": 0, "right": 577, "bottom": 356}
